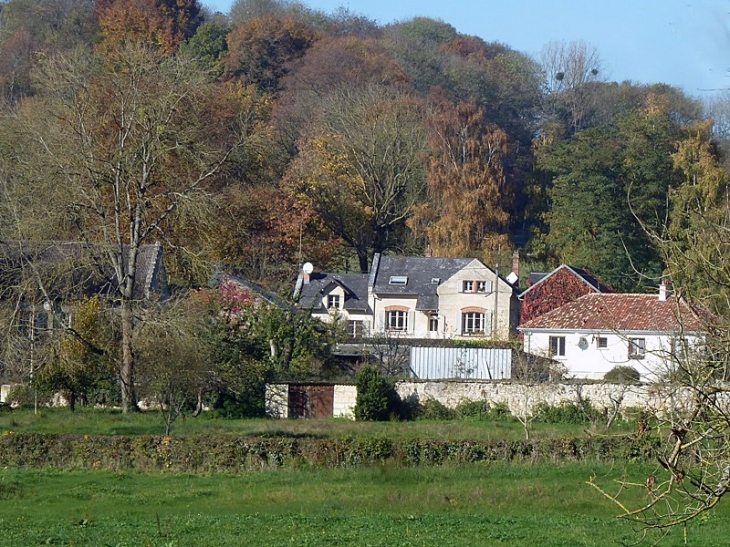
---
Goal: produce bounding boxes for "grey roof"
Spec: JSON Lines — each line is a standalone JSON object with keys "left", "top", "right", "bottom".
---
{"left": 295, "top": 272, "right": 370, "bottom": 314}
{"left": 0, "top": 240, "right": 169, "bottom": 302}
{"left": 372, "top": 255, "right": 476, "bottom": 311}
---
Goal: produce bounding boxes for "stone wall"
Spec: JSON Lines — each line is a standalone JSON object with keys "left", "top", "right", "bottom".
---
{"left": 333, "top": 385, "right": 357, "bottom": 419}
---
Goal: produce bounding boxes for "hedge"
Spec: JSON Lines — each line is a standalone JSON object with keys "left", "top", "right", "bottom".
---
{"left": 0, "top": 432, "right": 659, "bottom": 471}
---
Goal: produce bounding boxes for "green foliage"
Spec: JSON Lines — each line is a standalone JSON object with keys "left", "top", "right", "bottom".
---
{"left": 533, "top": 400, "right": 606, "bottom": 426}
{"left": 417, "top": 399, "right": 456, "bottom": 420}
{"left": 354, "top": 365, "right": 393, "bottom": 421}
{"left": 603, "top": 365, "right": 640, "bottom": 383}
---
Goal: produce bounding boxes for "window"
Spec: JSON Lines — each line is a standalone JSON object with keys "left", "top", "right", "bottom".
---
{"left": 549, "top": 336, "right": 566, "bottom": 357}
{"left": 629, "top": 338, "right": 646, "bottom": 359}
{"left": 429, "top": 314, "right": 439, "bottom": 332}
{"left": 389, "top": 276, "right": 408, "bottom": 286}
{"left": 672, "top": 337, "right": 687, "bottom": 357}
{"left": 386, "top": 310, "right": 408, "bottom": 331}
{"left": 348, "top": 320, "right": 364, "bottom": 338}
{"left": 462, "top": 312, "right": 485, "bottom": 335}
{"left": 462, "top": 280, "right": 474, "bottom": 293}
{"left": 596, "top": 336, "right": 608, "bottom": 349}
{"left": 477, "top": 280, "right": 492, "bottom": 293}
{"left": 327, "top": 294, "right": 340, "bottom": 309}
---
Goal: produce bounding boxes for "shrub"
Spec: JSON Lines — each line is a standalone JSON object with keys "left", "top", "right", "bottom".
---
{"left": 354, "top": 366, "right": 393, "bottom": 421}
{"left": 604, "top": 366, "right": 640, "bottom": 383}
{"left": 484, "top": 402, "right": 515, "bottom": 422}
{"left": 454, "top": 398, "right": 489, "bottom": 419}
{"left": 533, "top": 400, "right": 605, "bottom": 425}
{"left": 417, "top": 399, "right": 456, "bottom": 420}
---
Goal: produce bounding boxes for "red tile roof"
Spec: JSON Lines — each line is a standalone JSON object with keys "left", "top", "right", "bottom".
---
{"left": 518, "top": 293, "right": 705, "bottom": 333}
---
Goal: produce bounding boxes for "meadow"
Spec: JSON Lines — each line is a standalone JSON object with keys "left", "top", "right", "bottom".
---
{"left": 0, "top": 408, "right": 726, "bottom": 546}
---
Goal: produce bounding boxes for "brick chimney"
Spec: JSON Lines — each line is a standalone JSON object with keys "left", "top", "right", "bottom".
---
{"left": 302, "top": 262, "right": 313, "bottom": 284}
{"left": 659, "top": 280, "right": 671, "bottom": 301}
{"left": 512, "top": 250, "right": 520, "bottom": 277}
{"left": 425, "top": 244, "right": 433, "bottom": 258}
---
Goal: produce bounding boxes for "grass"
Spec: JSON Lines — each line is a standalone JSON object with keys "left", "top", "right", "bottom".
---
{"left": 0, "top": 406, "right": 635, "bottom": 440}
{"left": 0, "top": 463, "right": 728, "bottom": 546}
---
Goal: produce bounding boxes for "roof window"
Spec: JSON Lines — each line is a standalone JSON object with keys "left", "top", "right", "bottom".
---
{"left": 389, "top": 275, "right": 408, "bottom": 286}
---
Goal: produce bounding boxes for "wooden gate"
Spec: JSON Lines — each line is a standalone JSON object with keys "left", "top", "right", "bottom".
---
{"left": 288, "top": 384, "right": 334, "bottom": 418}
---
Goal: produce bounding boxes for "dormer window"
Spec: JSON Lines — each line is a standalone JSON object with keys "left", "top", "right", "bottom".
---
{"left": 389, "top": 276, "right": 408, "bottom": 286}
{"left": 327, "top": 294, "right": 340, "bottom": 309}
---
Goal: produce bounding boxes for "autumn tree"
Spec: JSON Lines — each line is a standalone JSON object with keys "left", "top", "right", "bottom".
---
{"left": 10, "top": 44, "right": 251, "bottom": 412}
{"left": 283, "top": 85, "right": 427, "bottom": 272}
{"left": 224, "top": 13, "right": 317, "bottom": 94}
{"left": 95, "top": 0, "right": 203, "bottom": 56}
{"left": 411, "top": 91, "right": 512, "bottom": 259}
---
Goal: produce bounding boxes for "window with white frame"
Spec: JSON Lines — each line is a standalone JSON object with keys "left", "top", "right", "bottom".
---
{"left": 462, "top": 280, "right": 474, "bottom": 293}
{"left": 429, "top": 314, "right": 439, "bottom": 332}
{"left": 549, "top": 336, "right": 566, "bottom": 357}
{"left": 477, "top": 280, "right": 492, "bottom": 293}
{"left": 462, "top": 312, "right": 485, "bottom": 335}
{"left": 386, "top": 310, "right": 408, "bottom": 331}
{"left": 348, "top": 320, "right": 364, "bottom": 338}
{"left": 628, "top": 338, "right": 646, "bottom": 359}
{"left": 327, "top": 294, "right": 340, "bottom": 309}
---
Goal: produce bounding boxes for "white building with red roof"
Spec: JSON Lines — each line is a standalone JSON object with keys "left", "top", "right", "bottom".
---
{"left": 518, "top": 284, "right": 706, "bottom": 380}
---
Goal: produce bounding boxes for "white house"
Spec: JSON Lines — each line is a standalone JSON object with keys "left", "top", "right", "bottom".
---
{"left": 293, "top": 253, "right": 519, "bottom": 341}
{"left": 518, "top": 286, "right": 706, "bottom": 381}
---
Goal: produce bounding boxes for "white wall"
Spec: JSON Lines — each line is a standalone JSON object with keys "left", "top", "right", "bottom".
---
{"left": 522, "top": 330, "right": 698, "bottom": 381}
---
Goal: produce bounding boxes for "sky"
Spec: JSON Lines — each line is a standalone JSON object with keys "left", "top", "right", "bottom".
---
{"left": 201, "top": 0, "right": 730, "bottom": 99}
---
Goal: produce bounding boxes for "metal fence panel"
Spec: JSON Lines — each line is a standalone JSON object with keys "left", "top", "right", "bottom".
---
{"left": 409, "top": 347, "right": 512, "bottom": 380}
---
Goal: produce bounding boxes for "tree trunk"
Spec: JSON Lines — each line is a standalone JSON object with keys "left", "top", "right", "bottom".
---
{"left": 120, "top": 300, "right": 139, "bottom": 413}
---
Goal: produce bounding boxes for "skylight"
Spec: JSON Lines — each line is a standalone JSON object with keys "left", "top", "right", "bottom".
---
{"left": 389, "top": 275, "right": 408, "bottom": 285}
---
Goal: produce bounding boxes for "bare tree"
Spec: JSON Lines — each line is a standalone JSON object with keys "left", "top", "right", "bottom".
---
{"left": 7, "top": 43, "right": 252, "bottom": 412}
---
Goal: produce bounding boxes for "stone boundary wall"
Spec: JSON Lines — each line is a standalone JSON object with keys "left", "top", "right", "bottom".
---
{"left": 266, "top": 381, "right": 695, "bottom": 419}
{"left": 395, "top": 380, "right": 693, "bottom": 418}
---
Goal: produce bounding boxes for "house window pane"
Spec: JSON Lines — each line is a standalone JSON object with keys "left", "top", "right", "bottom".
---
{"left": 327, "top": 294, "right": 340, "bottom": 309}
{"left": 549, "top": 336, "right": 566, "bottom": 357}
{"left": 386, "top": 310, "right": 408, "bottom": 331}
{"left": 597, "top": 337, "right": 608, "bottom": 349}
{"left": 462, "top": 312, "right": 484, "bottom": 334}
{"left": 348, "top": 320, "right": 363, "bottom": 338}
{"left": 629, "top": 338, "right": 646, "bottom": 359}
{"left": 462, "top": 280, "right": 474, "bottom": 293}
{"left": 429, "top": 315, "right": 439, "bottom": 332}
{"left": 477, "top": 280, "right": 492, "bottom": 293}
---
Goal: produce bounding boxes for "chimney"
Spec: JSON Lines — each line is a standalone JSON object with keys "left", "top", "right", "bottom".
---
{"left": 302, "top": 262, "right": 313, "bottom": 284}
{"left": 425, "top": 244, "right": 433, "bottom": 258}
{"left": 658, "top": 280, "right": 671, "bottom": 301}
{"left": 512, "top": 250, "right": 520, "bottom": 277}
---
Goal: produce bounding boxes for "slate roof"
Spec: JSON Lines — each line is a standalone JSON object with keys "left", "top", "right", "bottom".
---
{"left": 372, "top": 255, "right": 477, "bottom": 311}
{"left": 519, "top": 265, "right": 612, "bottom": 298}
{"left": 518, "top": 293, "right": 705, "bottom": 333}
{"left": 295, "top": 272, "right": 370, "bottom": 313}
{"left": 0, "top": 240, "right": 169, "bottom": 302}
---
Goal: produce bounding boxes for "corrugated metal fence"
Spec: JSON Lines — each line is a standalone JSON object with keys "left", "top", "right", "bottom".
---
{"left": 409, "top": 347, "right": 512, "bottom": 380}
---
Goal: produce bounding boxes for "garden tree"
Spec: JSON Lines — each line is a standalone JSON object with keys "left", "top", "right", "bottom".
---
{"left": 354, "top": 365, "right": 393, "bottom": 421}
{"left": 224, "top": 13, "right": 317, "bottom": 94}
{"left": 539, "top": 40, "right": 605, "bottom": 137}
{"left": 229, "top": 0, "right": 298, "bottom": 23}
{"left": 12, "top": 44, "right": 251, "bottom": 412}
{"left": 410, "top": 91, "right": 512, "bottom": 259}
{"left": 134, "top": 297, "right": 211, "bottom": 434}
{"left": 200, "top": 280, "right": 336, "bottom": 417}
{"left": 95, "top": 0, "right": 203, "bottom": 56}
{"left": 35, "top": 297, "right": 117, "bottom": 411}
{"left": 283, "top": 85, "right": 428, "bottom": 273}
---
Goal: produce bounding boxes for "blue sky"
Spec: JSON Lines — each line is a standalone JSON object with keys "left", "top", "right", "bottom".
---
{"left": 201, "top": 0, "right": 730, "bottom": 99}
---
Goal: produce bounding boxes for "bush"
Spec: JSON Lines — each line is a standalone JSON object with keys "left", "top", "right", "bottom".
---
{"left": 484, "top": 402, "right": 515, "bottom": 422}
{"left": 533, "top": 400, "right": 605, "bottom": 425}
{"left": 454, "top": 398, "right": 489, "bottom": 419}
{"left": 604, "top": 366, "right": 640, "bottom": 383}
{"left": 417, "top": 399, "right": 456, "bottom": 420}
{"left": 354, "top": 366, "right": 393, "bottom": 421}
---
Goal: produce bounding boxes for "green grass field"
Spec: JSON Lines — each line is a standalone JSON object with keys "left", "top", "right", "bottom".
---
{"left": 1, "top": 464, "right": 729, "bottom": 546}
{"left": 0, "top": 408, "right": 724, "bottom": 546}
